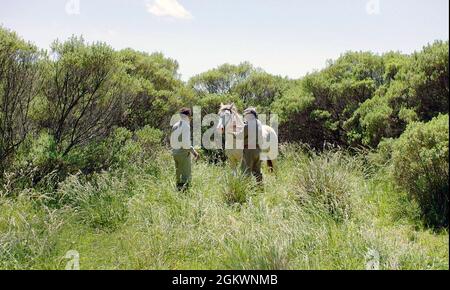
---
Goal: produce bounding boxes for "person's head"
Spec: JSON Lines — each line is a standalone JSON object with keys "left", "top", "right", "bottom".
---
{"left": 243, "top": 107, "right": 258, "bottom": 121}
{"left": 179, "top": 107, "right": 192, "bottom": 120}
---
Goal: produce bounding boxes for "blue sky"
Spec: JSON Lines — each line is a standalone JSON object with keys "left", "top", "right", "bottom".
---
{"left": 1, "top": 0, "right": 448, "bottom": 80}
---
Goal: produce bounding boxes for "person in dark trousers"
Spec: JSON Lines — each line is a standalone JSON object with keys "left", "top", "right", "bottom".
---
{"left": 241, "top": 107, "right": 263, "bottom": 183}
{"left": 171, "top": 108, "right": 199, "bottom": 191}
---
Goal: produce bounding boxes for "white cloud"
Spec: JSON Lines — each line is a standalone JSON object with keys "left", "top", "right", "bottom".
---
{"left": 146, "top": 0, "right": 193, "bottom": 20}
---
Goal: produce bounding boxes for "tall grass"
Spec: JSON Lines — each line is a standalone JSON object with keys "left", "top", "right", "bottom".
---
{"left": 294, "top": 150, "right": 366, "bottom": 222}
{"left": 221, "top": 171, "right": 257, "bottom": 205}
{"left": 0, "top": 146, "right": 448, "bottom": 270}
{"left": 0, "top": 192, "right": 63, "bottom": 269}
{"left": 57, "top": 173, "right": 131, "bottom": 232}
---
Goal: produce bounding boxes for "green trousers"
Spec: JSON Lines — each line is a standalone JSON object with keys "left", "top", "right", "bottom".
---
{"left": 173, "top": 151, "right": 192, "bottom": 190}
{"left": 241, "top": 149, "right": 262, "bottom": 183}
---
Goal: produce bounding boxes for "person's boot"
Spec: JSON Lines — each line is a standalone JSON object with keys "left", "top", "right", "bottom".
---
{"left": 254, "top": 171, "right": 263, "bottom": 184}
{"left": 177, "top": 183, "right": 185, "bottom": 191}
{"left": 177, "top": 183, "right": 190, "bottom": 192}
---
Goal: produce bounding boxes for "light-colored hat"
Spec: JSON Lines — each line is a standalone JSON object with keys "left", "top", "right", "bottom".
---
{"left": 243, "top": 107, "right": 258, "bottom": 118}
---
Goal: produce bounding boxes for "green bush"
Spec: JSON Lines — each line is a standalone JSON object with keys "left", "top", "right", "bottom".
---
{"left": 367, "top": 138, "right": 396, "bottom": 169}
{"left": 8, "top": 128, "right": 139, "bottom": 191}
{"left": 135, "top": 126, "right": 164, "bottom": 152}
{"left": 346, "top": 41, "right": 449, "bottom": 147}
{"left": 5, "top": 132, "right": 63, "bottom": 193}
{"left": 67, "top": 127, "right": 134, "bottom": 173}
{"left": 0, "top": 27, "right": 43, "bottom": 172}
{"left": 63, "top": 126, "right": 163, "bottom": 175}
{"left": 391, "top": 114, "right": 449, "bottom": 228}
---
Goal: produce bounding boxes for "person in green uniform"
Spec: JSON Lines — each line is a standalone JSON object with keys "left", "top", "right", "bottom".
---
{"left": 171, "top": 108, "right": 199, "bottom": 191}
{"left": 241, "top": 107, "right": 263, "bottom": 183}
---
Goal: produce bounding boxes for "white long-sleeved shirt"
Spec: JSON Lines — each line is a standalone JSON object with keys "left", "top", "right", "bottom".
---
{"left": 170, "top": 115, "right": 195, "bottom": 155}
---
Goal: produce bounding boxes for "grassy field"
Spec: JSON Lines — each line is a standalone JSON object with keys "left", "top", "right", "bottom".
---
{"left": 0, "top": 145, "right": 448, "bottom": 270}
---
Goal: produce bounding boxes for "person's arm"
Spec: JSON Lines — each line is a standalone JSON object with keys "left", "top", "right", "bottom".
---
{"left": 184, "top": 121, "right": 199, "bottom": 159}
{"left": 231, "top": 124, "right": 247, "bottom": 138}
{"left": 190, "top": 146, "right": 200, "bottom": 160}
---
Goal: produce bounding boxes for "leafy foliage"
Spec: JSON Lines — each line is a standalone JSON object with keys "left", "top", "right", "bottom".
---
{"left": 190, "top": 62, "right": 290, "bottom": 114}
{"left": 274, "top": 51, "right": 387, "bottom": 147}
{"left": 41, "top": 37, "right": 127, "bottom": 158}
{"left": 391, "top": 114, "right": 449, "bottom": 228}
{"left": 0, "top": 27, "right": 43, "bottom": 169}
{"left": 117, "top": 49, "right": 189, "bottom": 131}
{"left": 346, "top": 41, "right": 449, "bottom": 147}
{"left": 274, "top": 42, "right": 449, "bottom": 149}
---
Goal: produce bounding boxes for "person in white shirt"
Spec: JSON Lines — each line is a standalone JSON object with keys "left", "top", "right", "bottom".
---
{"left": 170, "top": 108, "right": 199, "bottom": 191}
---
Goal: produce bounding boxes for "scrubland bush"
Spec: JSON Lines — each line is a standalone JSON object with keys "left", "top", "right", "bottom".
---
{"left": 4, "top": 132, "right": 59, "bottom": 192}
{"left": 368, "top": 138, "right": 396, "bottom": 169}
{"left": 391, "top": 114, "right": 449, "bottom": 228}
{"left": 274, "top": 41, "right": 448, "bottom": 148}
{"left": 0, "top": 27, "right": 43, "bottom": 171}
{"left": 2, "top": 126, "right": 163, "bottom": 194}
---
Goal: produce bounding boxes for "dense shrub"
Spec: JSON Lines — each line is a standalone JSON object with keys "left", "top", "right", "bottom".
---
{"left": 2, "top": 125, "right": 163, "bottom": 196}
{"left": 233, "top": 72, "right": 290, "bottom": 112}
{"left": 41, "top": 37, "right": 129, "bottom": 159}
{"left": 68, "top": 126, "right": 163, "bottom": 173}
{"left": 189, "top": 62, "right": 289, "bottom": 114}
{"left": 0, "top": 27, "right": 43, "bottom": 170}
{"left": 117, "top": 49, "right": 189, "bottom": 131}
{"left": 367, "top": 138, "right": 396, "bottom": 170}
{"left": 273, "top": 51, "right": 387, "bottom": 147}
{"left": 135, "top": 126, "right": 164, "bottom": 152}
{"left": 391, "top": 114, "right": 449, "bottom": 228}
{"left": 189, "top": 62, "right": 255, "bottom": 96}
{"left": 4, "top": 132, "right": 63, "bottom": 192}
{"left": 274, "top": 42, "right": 448, "bottom": 149}
{"left": 346, "top": 41, "right": 449, "bottom": 147}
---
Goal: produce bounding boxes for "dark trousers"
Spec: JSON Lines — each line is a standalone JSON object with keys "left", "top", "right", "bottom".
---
{"left": 241, "top": 149, "right": 262, "bottom": 183}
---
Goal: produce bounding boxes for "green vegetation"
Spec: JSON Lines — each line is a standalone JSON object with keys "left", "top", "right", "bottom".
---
{"left": 273, "top": 43, "right": 449, "bottom": 148}
{"left": 0, "top": 26, "right": 448, "bottom": 269}
{"left": 1, "top": 145, "right": 448, "bottom": 270}
{"left": 391, "top": 114, "right": 449, "bottom": 228}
